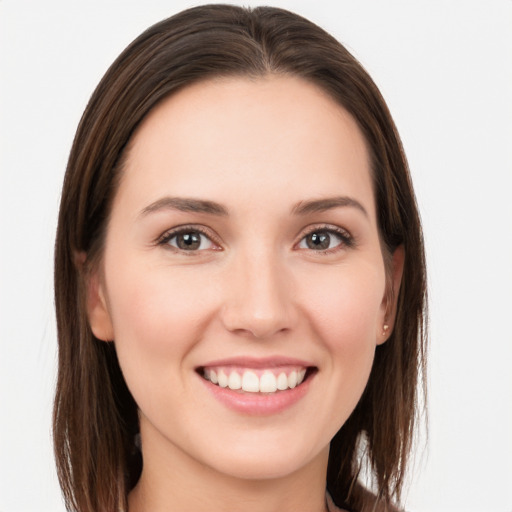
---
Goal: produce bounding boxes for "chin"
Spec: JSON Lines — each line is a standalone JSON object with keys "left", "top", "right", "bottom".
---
{"left": 201, "top": 442, "right": 326, "bottom": 482}
{"left": 215, "top": 459, "right": 303, "bottom": 481}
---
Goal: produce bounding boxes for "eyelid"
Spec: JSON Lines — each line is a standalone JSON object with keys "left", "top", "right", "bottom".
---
{"left": 294, "top": 223, "right": 355, "bottom": 251}
{"left": 154, "top": 222, "right": 354, "bottom": 253}
{"left": 156, "top": 224, "right": 223, "bottom": 251}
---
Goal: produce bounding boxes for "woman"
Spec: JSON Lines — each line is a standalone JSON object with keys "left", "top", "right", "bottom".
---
{"left": 53, "top": 5, "right": 427, "bottom": 512}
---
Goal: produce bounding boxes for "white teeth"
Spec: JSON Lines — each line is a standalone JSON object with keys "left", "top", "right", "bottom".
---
{"left": 276, "top": 372, "right": 288, "bottom": 390}
{"left": 288, "top": 370, "right": 298, "bottom": 389}
{"left": 241, "top": 371, "right": 260, "bottom": 392}
{"left": 228, "top": 371, "right": 242, "bottom": 390}
{"left": 259, "top": 372, "right": 277, "bottom": 393}
{"left": 203, "top": 367, "right": 309, "bottom": 393}
{"left": 218, "top": 369, "right": 228, "bottom": 388}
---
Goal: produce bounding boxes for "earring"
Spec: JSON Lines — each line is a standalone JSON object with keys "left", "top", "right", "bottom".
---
{"left": 382, "top": 324, "right": 389, "bottom": 337}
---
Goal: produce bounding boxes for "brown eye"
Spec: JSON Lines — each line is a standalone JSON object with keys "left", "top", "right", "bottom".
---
{"left": 305, "top": 232, "right": 332, "bottom": 250}
{"left": 166, "top": 230, "right": 215, "bottom": 251}
{"left": 298, "top": 228, "right": 352, "bottom": 252}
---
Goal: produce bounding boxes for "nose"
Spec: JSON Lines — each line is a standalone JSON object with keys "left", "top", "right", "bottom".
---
{"left": 220, "top": 249, "right": 297, "bottom": 339}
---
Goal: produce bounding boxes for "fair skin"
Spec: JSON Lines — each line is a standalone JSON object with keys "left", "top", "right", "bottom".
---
{"left": 87, "top": 75, "right": 403, "bottom": 512}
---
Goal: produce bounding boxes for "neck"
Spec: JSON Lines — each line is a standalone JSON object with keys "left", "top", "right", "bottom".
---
{"left": 128, "top": 427, "right": 329, "bottom": 512}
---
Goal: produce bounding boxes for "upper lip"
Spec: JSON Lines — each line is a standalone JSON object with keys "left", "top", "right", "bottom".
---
{"left": 199, "top": 356, "right": 316, "bottom": 369}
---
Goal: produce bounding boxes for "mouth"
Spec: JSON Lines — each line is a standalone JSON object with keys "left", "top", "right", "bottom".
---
{"left": 197, "top": 365, "right": 317, "bottom": 394}
{"left": 196, "top": 358, "right": 318, "bottom": 414}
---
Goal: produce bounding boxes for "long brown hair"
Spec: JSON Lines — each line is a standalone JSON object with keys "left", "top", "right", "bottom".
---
{"left": 54, "top": 5, "right": 427, "bottom": 511}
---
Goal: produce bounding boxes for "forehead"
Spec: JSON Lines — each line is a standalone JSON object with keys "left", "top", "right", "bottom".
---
{"left": 118, "top": 75, "right": 374, "bottom": 218}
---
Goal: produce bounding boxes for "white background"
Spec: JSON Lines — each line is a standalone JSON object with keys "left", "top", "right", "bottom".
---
{"left": 1, "top": 1, "right": 511, "bottom": 511}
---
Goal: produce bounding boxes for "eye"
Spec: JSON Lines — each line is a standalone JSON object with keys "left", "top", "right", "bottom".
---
{"left": 297, "top": 227, "right": 353, "bottom": 252}
{"left": 159, "top": 228, "right": 218, "bottom": 252}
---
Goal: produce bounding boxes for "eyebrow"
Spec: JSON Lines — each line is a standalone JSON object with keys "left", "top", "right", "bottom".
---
{"left": 139, "top": 197, "right": 229, "bottom": 217}
{"left": 291, "top": 196, "right": 368, "bottom": 217}
{"left": 139, "top": 195, "right": 368, "bottom": 219}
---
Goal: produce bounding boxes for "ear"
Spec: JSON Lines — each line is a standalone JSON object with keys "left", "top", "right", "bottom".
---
{"left": 377, "top": 244, "right": 405, "bottom": 345}
{"left": 76, "top": 252, "right": 114, "bottom": 342}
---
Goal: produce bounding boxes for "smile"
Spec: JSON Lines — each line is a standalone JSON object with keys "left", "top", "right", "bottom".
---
{"left": 197, "top": 358, "right": 317, "bottom": 414}
{"left": 202, "top": 366, "right": 308, "bottom": 394}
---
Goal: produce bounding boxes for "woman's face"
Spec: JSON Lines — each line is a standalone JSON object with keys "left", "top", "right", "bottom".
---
{"left": 88, "top": 76, "right": 399, "bottom": 482}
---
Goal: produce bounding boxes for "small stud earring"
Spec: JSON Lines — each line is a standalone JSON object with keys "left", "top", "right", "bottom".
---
{"left": 382, "top": 324, "right": 389, "bottom": 337}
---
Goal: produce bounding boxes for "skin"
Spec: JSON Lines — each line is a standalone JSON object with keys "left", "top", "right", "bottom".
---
{"left": 87, "top": 75, "right": 403, "bottom": 512}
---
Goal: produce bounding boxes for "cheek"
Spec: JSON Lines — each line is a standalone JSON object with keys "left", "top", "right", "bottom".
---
{"left": 103, "top": 258, "right": 221, "bottom": 417}
{"left": 291, "top": 261, "right": 386, "bottom": 434}
{"left": 104, "top": 256, "right": 217, "bottom": 368}
{"left": 303, "top": 262, "right": 384, "bottom": 337}
{"left": 299, "top": 261, "right": 385, "bottom": 381}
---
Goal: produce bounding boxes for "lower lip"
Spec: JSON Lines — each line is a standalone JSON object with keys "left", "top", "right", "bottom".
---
{"left": 199, "top": 373, "right": 314, "bottom": 415}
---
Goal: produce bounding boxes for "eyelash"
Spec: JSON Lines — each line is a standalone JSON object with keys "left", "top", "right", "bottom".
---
{"left": 295, "top": 224, "right": 355, "bottom": 254}
{"left": 156, "top": 224, "right": 355, "bottom": 254}
{"left": 156, "top": 225, "right": 221, "bottom": 253}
